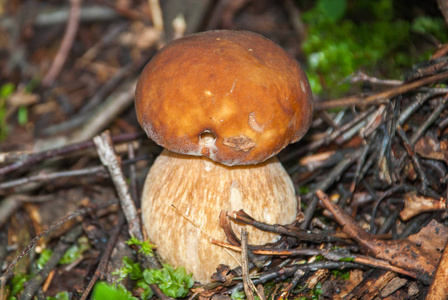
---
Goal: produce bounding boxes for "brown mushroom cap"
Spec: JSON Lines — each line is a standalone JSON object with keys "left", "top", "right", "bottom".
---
{"left": 135, "top": 30, "right": 313, "bottom": 166}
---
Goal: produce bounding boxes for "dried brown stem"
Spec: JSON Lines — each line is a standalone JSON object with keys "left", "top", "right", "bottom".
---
{"left": 42, "top": 0, "right": 83, "bottom": 87}
{"left": 349, "top": 71, "right": 403, "bottom": 86}
{"left": 301, "top": 148, "right": 365, "bottom": 229}
{"left": 241, "top": 229, "right": 254, "bottom": 300}
{"left": 229, "top": 210, "right": 347, "bottom": 243}
{"left": 410, "top": 93, "right": 448, "bottom": 145}
{"left": 0, "top": 131, "right": 144, "bottom": 177}
{"left": 397, "top": 126, "right": 429, "bottom": 192}
{"left": 0, "top": 156, "right": 148, "bottom": 191}
{"left": 282, "top": 107, "right": 375, "bottom": 162}
{"left": 93, "top": 131, "right": 142, "bottom": 241}
{"left": 315, "top": 71, "right": 448, "bottom": 111}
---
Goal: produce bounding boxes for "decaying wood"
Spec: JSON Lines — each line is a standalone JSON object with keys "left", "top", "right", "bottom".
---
{"left": 400, "top": 192, "right": 447, "bottom": 221}
{"left": 426, "top": 237, "right": 448, "bottom": 300}
{"left": 344, "top": 269, "right": 396, "bottom": 300}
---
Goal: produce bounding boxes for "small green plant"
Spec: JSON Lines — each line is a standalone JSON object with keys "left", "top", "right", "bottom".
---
{"left": 338, "top": 257, "right": 355, "bottom": 262}
{"left": 59, "top": 236, "right": 90, "bottom": 265}
{"left": 45, "top": 291, "right": 70, "bottom": 300}
{"left": 0, "top": 83, "right": 15, "bottom": 141}
{"left": 311, "top": 282, "right": 323, "bottom": 300}
{"left": 332, "top": 269, "right": 350, "bottom": 280}
{"left": 126, "top": 237, "right": 155, "bottom": 256}
{"left": 6, "top": 273, "right": 30, "bottom": 299}
{"left": 36, "top": 248, "right": 53, "bottom": 270}
{"left": 17, "top": 106, "right": 27, "bottom": 126}
{"left": 112, "top": 257, "right": 144, "bottom": 282}
{"left": 298, "top": 186, "right": 310, "bottom": 195}
{"left": 101, "top": 238, "right": 193, "bottom": 299}
{"left": 144, "top": 264, "right": 194, "bottom": 298}
{"left": 91, "top": 282, "right": 137, "bottom": 300}
{"left": 231, "top": 290, "right": 246, "bottom": 300}
{"left": 111, "top": 257, "right": 152, "bottom": 299}
{"left": 314, "top": 254, "right": 325, "bottom": 262}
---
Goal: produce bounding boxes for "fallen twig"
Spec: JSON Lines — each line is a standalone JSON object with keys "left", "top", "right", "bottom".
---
{"left": 93, "top": 131, "right": 142, "bottom": 240}
{"left": 0, "top": 155, "right": 148, "bottom": 191}
{"left": 241, "top": 229, "right": 255, "bottom": 300}
{"left": 42, "top": 0, "right": 83, "bottom": 87}
{"left": 0, "top": 131, "right": 144, "bottom": 177}
{"left": 314, "top": 71, "right": 448, "bottom": 110}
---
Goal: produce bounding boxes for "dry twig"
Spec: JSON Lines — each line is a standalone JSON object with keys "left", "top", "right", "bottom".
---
{"left": 93, "top": 131, "right": 142, "bottom": 241}
{"left": 42, "top": 0, "right": 83, "bottom": 87}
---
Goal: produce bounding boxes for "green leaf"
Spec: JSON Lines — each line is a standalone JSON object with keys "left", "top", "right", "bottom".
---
{"left": 339, "top": 257, "right": 355, "bottom": 262}
{"left": 91, "top": 282, "right": 137, "bottom": 300}
{"left": 45, "top": 291, "right": 70, "bottom": 300}
{"left": 332, "top": 269, "right": 351, "bottom": 280}
{"left": 231, "top": 290, "right": 246, "bottom": 300}
{"left": 17, "top": 106, "right": 27, "bottom": 126}
{"left": 36, "top": 249, "right": 53, "bottom": 270}
{"left": 317, "top": 0, "right": 347, "bottom": 23}
{"left": 8, "top": 273, "right": 30, "bottom": 297}
{"left": 143, "top": 264, "right": 194, "bottom": 298}
{"left": 137, "top": 279, "right": 154, "bottom": 300}
{"left": 0, "top": 98, "right": 9, "bottom": 141}
{"left": 59, "top": 236, "right": 90, "bottom": 265}
{"left": 112, "top": 257, "right": 143, "bottom": 282}
{"left": 126, "top": 237, "right": 155, "bottom": 256}
{"left": 0, "top": 83, "right": 15, "bottom": 99}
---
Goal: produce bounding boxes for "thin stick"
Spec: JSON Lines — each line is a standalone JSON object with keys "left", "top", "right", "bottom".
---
{"left": 410, "top": 93, "right": 448, "bottom": 145}
{"left": 301, "top": 147, "right": 364, "bottom": 229}
{"left": 396, "top": 126, "right": 429, "bottom": 192}
{"left": 0, "top": 156, "right": 148, "bottom": 190}
{"left": 42, "top": 0, "right": 82, "bottom": 87}
{"left": 0, "top": 131, "right": 144, "bottom": 177}
{"left": 282, "top": 107, "right": 375, "bottom": 162}
{"left": 93, "top": 131, "right": 142, "bottom": 241}
{"left": 314, "top": 71, "right": 448, "bottom": 110}
{"left": 241, "top": 229, "right": 254, "bottom": 300}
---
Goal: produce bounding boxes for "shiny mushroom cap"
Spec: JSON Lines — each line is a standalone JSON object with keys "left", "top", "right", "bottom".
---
{"left": 135, "top": 30, "right": 313, "bottom": 166}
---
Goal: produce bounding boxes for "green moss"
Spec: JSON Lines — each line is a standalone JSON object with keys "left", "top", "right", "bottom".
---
{"left": 301, "top": 0, "right": 447, "bottom": 97}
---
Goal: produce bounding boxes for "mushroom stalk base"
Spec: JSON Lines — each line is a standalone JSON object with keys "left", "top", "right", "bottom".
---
{"left": 141, "top": 149, "right": 297, "bottom": 283}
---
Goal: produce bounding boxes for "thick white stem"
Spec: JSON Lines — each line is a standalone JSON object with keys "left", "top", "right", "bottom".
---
{"left": 141, "top": 150, "right": 297, "bottom": 283}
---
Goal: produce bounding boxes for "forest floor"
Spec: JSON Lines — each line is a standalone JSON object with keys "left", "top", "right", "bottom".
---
{"left": 1, "top": 1, "right": 448, "bottom": 299}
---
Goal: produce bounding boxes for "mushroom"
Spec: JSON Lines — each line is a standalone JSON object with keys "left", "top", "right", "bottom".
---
{"left": 135, "top": 30, "right": 313, "bottom": 283}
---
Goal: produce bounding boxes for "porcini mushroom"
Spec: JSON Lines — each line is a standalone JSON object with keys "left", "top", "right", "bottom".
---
{"left": 135, "top": 30, "right": 313, "bottom": 283}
